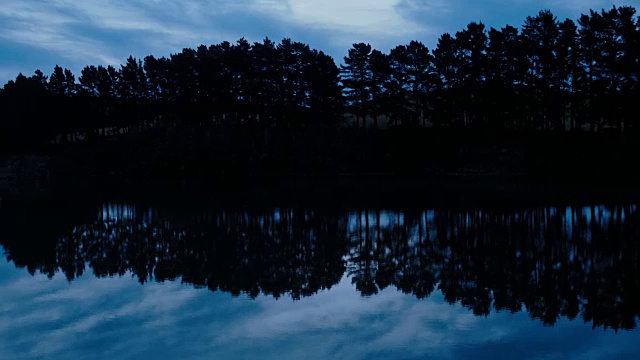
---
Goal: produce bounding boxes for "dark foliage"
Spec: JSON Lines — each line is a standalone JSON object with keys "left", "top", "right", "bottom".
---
{"left": 1, "top": 6, "right": 640, "bottom": 185}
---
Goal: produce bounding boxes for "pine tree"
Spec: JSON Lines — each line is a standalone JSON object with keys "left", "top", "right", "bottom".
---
{"left": 341, "top": 43, "right": 372, "bottom": 128}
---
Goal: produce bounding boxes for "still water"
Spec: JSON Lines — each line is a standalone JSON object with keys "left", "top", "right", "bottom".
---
{"left": 1, "top": 203, "right": 640, "bottom": 359}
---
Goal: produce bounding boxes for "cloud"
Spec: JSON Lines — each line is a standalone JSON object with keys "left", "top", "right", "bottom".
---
{"left": 0, "top": 0, "right": 235, "bottom": 83}
{"left": 0, "top": 0, "right": 632, "bottom": 84}
{"left": 0, "top": 68, "right": 21, "bottom": 82}
{"left": 552, "top": 0, "right": 619, "bottom": 12}
{"left": 286, "top": 1, "right": 426, "bottom": 36}
{"left": 0, "top": 1, "right": 121, "bottom": 65}
{"left": 0, "top": 0, "right": 438, "bottom": 83}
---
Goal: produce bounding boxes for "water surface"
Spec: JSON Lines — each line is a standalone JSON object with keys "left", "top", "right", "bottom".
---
{"left": 1, "top": 203, "right": 639, "bottom": 359}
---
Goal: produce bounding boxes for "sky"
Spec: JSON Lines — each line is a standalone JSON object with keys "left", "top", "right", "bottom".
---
{"left": 0, "top": 0, "right": 633, "bottom": 85}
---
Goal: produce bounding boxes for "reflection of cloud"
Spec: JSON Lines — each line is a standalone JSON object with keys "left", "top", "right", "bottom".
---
{"left": 0, "top": 265, "right": 200, "bottom": 359}
{"left": 2, "top": 247, "right": 640, "bottom": 359}
{"left": 25, "top": 281, "right": 198, "bottom": 359}
{"left": 3, "top": 203, "right": 637, "bottom": 357}
{"left": 214, "top": 276, "right": 522, "bottom": 359}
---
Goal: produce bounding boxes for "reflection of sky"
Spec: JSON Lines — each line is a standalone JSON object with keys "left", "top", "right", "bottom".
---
{"left": 1, "top": 246, "right": 640, "bottom": 360}
{"left": 344, "top": 205, "right": 637, "bottom": 248}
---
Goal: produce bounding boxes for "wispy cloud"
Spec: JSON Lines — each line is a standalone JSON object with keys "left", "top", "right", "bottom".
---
{"left": 0, "top": 1, "right": 120, "bottom": 66}
{"left": 0, "top": 67, "right": 25, "bottom": 82}
{"left": 0, "top": 0, "right": 437, "bottom": 78}
{"left": 551, "top": 0, "right": 619, "bottom": 12}
{"left": 0, "top": 0, "right": 630, "bottom": 84}
{"left": 0, "top": 0, "right": 237, "bottom": 81}
{"left": 285, "top": 0, "right": 426, "bottom": 36}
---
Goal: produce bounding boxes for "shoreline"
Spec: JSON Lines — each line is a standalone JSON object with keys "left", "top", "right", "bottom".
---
{"left": 2, "top": 171, "right": 640, "bottom": 209}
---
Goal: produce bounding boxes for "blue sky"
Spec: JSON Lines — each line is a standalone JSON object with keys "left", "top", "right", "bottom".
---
{"left": 0, "top": 0, "right": 632, "bottom": 85}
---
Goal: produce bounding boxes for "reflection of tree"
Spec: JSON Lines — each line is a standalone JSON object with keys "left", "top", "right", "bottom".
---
{"left": 344, "top": 205, "right": 640, "bottom": 330}
{"left": 1, "top": 203, "right": 640, "bottom": 330}
{"left": 0, "top": 203, "right": 95, "bottom": 279}
{"left": 1, "top": 205, "right": 348, "bottom": 299}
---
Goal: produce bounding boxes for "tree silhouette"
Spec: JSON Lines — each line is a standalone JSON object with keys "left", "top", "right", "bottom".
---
{"left": 0, "top": 5, "right": 639, "bottom": 190}
{"left": 48, "top": 65, "right": 76, "bottom": 96}
{"left": 557, "top": 18, "right": 579, "bottom": 131}
{"left": 432, "top": 33, "right": 464, "bottom": 127}
{"left": 522, "top": 10, "right": 560, "bottom": 130}
{"left": 341, "top": 43, "right": 373, "bottom": 129}
{"left": 389, "top": 41, "right": 436, "bottom": 127}
{"left": 1, "top": 5, "right": 638, "bottom": 137}
{"left": 485, "top": 25, "right": 526, "bottom": 128}
{"left": 455, "top": 22, "right": 488, "bottom": 128}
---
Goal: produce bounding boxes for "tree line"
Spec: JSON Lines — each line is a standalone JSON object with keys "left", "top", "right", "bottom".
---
{"left": 341, "top": 5, "right": 639, "bottom": 131}
{"left": 2, "top": 203, "right": 639, "bottom": 330}
{"left": 0, "top": 38, "right": 342, "bottom": 150}
{"left": 1, "top": 5, "right": 639, "bottom": 151}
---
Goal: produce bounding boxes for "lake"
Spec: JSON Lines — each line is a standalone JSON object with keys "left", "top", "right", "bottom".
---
{"left": 1, "top": 202, "right": 640, "bottom": 359}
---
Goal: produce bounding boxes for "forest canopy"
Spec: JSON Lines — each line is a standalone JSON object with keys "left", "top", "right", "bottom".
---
{"left": 1, "top": 5, "right": 639, "bottom": 150}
